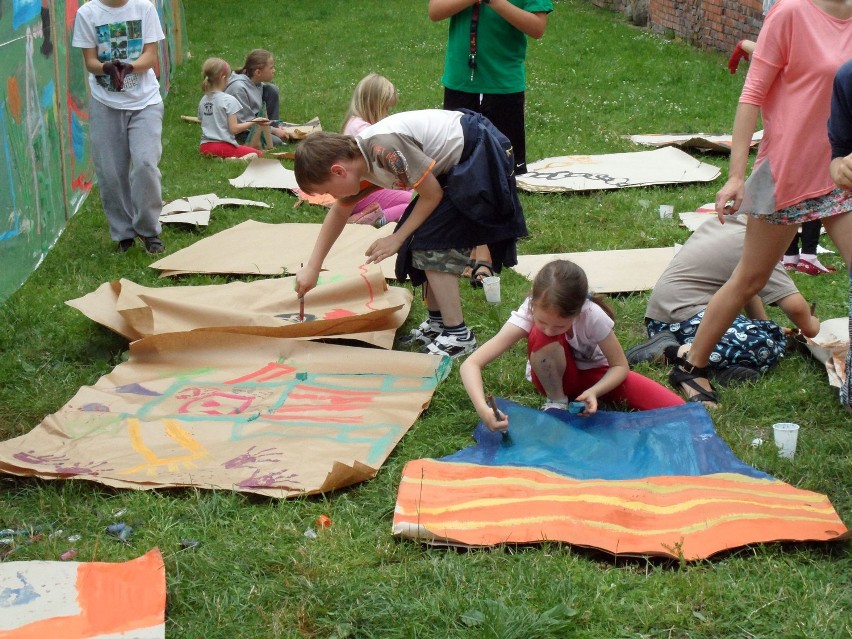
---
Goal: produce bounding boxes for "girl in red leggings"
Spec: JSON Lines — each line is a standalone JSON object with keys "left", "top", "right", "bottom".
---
{"left": 198, "top": 57, "right": 261, "bottom": 160}
{"left": 461, "top": 259, "right": 683, "bottom": 432}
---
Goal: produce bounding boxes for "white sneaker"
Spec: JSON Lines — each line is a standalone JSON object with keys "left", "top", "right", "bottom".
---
{"left": 398, "top": 320, "right": 442, "bottom": 348}
{"left": 541, "top": 399, "right": 569, "bottom": 411}
{"left": 421, "top": 332, "right": 477, "bottom": 358}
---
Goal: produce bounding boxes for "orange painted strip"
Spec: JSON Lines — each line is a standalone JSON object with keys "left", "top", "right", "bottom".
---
{"left": 0, "top": 549, "right": 166, "bottom": 639}
{"left": 393, "top": 460, "right": 848, "bottom": 560}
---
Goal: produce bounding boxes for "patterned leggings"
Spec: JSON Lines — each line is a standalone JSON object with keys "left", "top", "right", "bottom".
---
{"left": 646, "top": 310, "right": 787, "bottom": 373}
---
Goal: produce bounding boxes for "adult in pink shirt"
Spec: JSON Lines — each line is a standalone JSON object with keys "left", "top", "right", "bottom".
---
{"left": 668, "top": 0, "right": 852, "bottom": 407}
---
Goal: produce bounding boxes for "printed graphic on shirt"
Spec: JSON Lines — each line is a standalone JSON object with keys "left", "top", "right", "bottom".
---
{"left": 94, "top": 19, "right": 143, "bottom": 92}
{"left": 202, "top": 100, "right": 214, "bottom": 117}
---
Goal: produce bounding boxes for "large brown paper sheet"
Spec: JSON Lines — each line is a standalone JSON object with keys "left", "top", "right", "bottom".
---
{"left": 160, "top": 192, "right": 270, "bottom": 227}
{"left": 228, "top": 157, "right": 299, "bottom": 189}
{"left": 511, "top": 247, "right": 677, "bottom": 294}
{"left": 517, "top": 147, "right": 720, "bottom": 193}
{"left": 148, "top": 220, "right": 397, "bottom": 279}
{"left": 0, "top": 334, "right": 451, "bottom": 498}
{"left": 626, "top": 130, "right": 763, "bottom": 153}
{"left": 65, "top": 266, "right": 411, "bottom": 349}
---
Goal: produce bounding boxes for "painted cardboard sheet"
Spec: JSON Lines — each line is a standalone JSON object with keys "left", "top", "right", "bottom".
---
{"left": 516, "top": 147, "right": 720, "bottom": 193}
{"left": 65, "top": 266, "right": 410, "bottom": 349}
{"left": 627, "top": 130, "right": 763, "bottom": 153}
{"left": 228, "top": 157, "right": 299, "bottom": 189}
{"left": 0, "top": 548, "right": 166, "bottom": 639}
{"left": 805, "top": 317, "right": 849, "bottom": 389}
{"left": 149, "top": 219, "right": 397, "bottom": 279}
{"left": 393, "top": 401, "right": 848, "bottom": 560}
{"left": 0, "top": 334, "right": 450, "bottom": 498}
{"left": 510, "top": 247, "right": 677, "bottom": 294}
{"left": 160, "top": 192, "right": 270, "bottom": 226}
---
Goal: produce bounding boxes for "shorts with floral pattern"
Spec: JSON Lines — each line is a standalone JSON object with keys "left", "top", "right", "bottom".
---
{"left": 842, "top": 268, "right": 852, "bottom": 411}
{"left": 412, "top": 247, "right": 476, "bottom": 276}
{"left": 647, "top": 310, "right": 786, "bottom": 373}
{"left": 749, "top": 187, "right": 852, "bottom": 225}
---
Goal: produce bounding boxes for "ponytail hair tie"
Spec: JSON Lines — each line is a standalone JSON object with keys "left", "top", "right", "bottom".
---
{"left": 587, "top": 292, "right": 594, "bottom": 300}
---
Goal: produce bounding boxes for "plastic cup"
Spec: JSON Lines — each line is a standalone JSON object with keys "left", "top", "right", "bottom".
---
{"left": 659, "top": 204, "right": 674, "bottom": 219}
{"left": 772, "top": 422, "right": 800, "bottom": 459}
{"left": 482, "top": 276, "right": 501, "bottom": 304}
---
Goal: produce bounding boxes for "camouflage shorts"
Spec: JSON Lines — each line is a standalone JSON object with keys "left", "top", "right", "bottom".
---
{"left": 412, "top": 247, "right": 476, "bottom": 275}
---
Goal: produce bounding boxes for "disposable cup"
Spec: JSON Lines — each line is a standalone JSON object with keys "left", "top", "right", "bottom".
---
{"left": 772, "top": 422, "right": 800, "bottom": 459}
{"left": 482, "top": 276, "right": 501, "bottom": 304}
{"left": 659, "top": 204, "right": 674, "bottom": 219}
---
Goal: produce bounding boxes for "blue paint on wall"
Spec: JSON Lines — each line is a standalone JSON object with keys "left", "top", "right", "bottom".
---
{"left": 12, "top": 0, "right": 41, "bottom": 31}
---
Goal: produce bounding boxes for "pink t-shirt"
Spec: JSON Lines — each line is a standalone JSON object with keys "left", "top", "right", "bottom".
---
{"left": 507, "top": 298, "right": 613, "bottom": 370}
{"left": 741, "top": 0, "right": 852, "bottom": 211}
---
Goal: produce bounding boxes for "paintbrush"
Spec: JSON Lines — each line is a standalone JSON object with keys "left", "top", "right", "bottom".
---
{"left": 299, "top": 296, "right": 305, "bottom": 323}
{"left": 486, "top": 393, "right": 510, "bottom": 441}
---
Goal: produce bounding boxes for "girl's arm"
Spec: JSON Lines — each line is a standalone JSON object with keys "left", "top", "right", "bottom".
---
{"left": 713, "top": 102, "right": 760, "bottom": 221}
{"left": 364, "top": 171, "right": 443, "bottom": 264}
{"left": 460, "top": 323, "right": 527, "bottom": 432}
{"left": 575, "top": 331, "right": 629, "bottom": 415}
{"left": 295, "top": 200, "right": 357, "bottom": 297}
{"left": 227, "top": 113, "right": 255, "bottom": 135}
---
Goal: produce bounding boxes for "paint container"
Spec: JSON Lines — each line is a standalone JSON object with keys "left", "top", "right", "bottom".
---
{"left": 60, "top": 549, "right": 78, "bottom": 561}
{"left": 659, "top": 204, "right": 674, "bottom": 219}
{"left": 316, "top": 515, "right": 332, "bottom": 529}
{"left": 482, "top": 276, "right": 501, "bottom": 304}
{"left": 772, "top": 423, "right": 800, "bottom": 459}
{"left": 567, "top": 401, "right": 586, "bottom": 414}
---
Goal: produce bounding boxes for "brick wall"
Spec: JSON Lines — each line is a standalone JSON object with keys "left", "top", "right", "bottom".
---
{"left": 590, "top": 0, "right": 766, "bottom": 53}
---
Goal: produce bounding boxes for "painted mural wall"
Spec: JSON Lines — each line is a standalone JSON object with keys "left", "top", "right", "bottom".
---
{"left": 0, "top": 0, "right": 186, "bottom": 304}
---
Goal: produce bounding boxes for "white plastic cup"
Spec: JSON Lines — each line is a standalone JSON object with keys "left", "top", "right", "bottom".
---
{"left": 482, "top": 276, "right": 501, "bottom": 304}
{"left": 772, "top": 422, "right": 800, "bottom": 459}
{"left": 659, "top": 204, "right": 674, "bottom": 219}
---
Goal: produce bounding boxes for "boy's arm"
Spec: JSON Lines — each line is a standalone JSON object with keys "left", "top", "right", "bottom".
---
{"left": 777, "top": 292, "right": 820, "bottom": 338}
{"left": 126, "top": 41, "right": 159, "bottom": 73}
{"left": 428, "top": 0, "right": 477, "bottom": 21}
{"left": 295, "top": 201, "right": 356, "bottom": 297}
{"left": 743, "top": 295, "right": 768, "bottom": 320}
{"left": 488, "top": 0, "right": 549, "bottom": 39}
{"left": 364, "top": 172, "right": 443, "bottom": 264}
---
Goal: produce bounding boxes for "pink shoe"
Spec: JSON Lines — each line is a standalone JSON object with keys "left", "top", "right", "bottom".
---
{"left": 796, "top": 257, "right": 836, "bottom": 275}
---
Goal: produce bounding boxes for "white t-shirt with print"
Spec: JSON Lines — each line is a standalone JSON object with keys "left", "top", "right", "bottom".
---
{"left": 72, "top": 0, "right": 164, "bottom": 110}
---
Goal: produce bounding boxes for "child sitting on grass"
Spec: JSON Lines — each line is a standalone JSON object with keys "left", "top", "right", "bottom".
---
{"left": 293, "top": 108, "right": 527, "bottom": 359}
{"left": 460, "top": 260, "right": 684, "bottom": 433}
{"left": 198, "top": 57, "right": 260, "bottom": 160}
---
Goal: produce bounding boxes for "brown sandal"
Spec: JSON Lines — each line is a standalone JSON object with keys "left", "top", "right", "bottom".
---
{"left": 669, "top": 357, "right": 718, "bottom": 405}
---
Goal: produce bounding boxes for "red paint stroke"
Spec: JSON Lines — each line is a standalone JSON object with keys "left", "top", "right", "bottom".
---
{"left": 71, "top": 173, "right": 93, "bottom": 191}
{"left": 358, "top": 264, "right": 379, "bottom": 310}
{"left": 225, "top": 362, "right": 298, "bottom": 385}
{"left": 323, "top": 308, "right": 357, "bottom": 319}
{"left": 7, "top": 77, "right": 22, "bottom": 123}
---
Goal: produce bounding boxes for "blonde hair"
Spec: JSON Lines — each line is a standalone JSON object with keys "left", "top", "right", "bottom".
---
{"left": 341, "top": 73, "right": 398, "bottom": 130}
{"left": 201, "top": 57, "right": 230, "bottom": 93}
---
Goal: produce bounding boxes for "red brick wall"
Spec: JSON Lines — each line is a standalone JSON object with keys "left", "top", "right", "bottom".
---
{"left": 648, "top": 1, "right": 764, "bottom": 51}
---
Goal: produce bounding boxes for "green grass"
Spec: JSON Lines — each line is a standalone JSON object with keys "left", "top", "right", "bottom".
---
{"left": 1, "top": 1, "right": 850, "bottom": 637}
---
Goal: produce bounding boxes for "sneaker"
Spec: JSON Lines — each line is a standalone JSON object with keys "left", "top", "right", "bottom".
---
{"left": 795, "top": 257, "right": 836, "bottom": 276}
{"left": 710, "top": 365, "right": 761, "bottom": 386}
{"left": 142, "top": 235, "right": 165, "bottom": 254}
{"left": 117, "top": 238, "right": 135, "bottom": 253}
{"left": 626, "top": 330, "right": 680, "bottom": 366}
{"left": 398, "top": 320, "right": 442, "bottom": 348}
{"left": 541, "top": 398, "right": 569, "bottom": 411}
{"left": 421, "top": 331, "right": 477, "bottom": 358}
{"left": 781, "top": 257, "right": 799, "bottom": 271}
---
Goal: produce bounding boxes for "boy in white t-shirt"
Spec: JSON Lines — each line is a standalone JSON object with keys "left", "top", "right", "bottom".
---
{"left": 72, "top": 0, "right": 166, "bottom": 253}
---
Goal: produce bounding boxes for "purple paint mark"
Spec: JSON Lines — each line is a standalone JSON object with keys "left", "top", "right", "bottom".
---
{"left": 238, "top": 468, "right": 301, "bottom": 489}
{"left": 114, "top": 383, "right": 161, "bottom": 396}
{"left": 224, "top": 446, "right": 282, "bottom": 469}
{"left": 80, "top": 403, "right": 110, "bottom": 412}
{"left": 13, "top": 451, "right": 67, "bottom": 465}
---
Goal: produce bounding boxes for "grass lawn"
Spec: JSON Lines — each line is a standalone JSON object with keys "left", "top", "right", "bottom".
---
{"left": 0, "top": 1, "right": 849, "bottom": 637}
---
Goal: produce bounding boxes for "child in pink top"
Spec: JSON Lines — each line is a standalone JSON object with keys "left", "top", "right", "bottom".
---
{"left": 461, "top": 260, "right": 683, "bottom": 433}
{"left": 341, "top": 74, "right": 412, "bottom": 225}
{"left": 667, "top": 0, "right": 852, "bottom": 407}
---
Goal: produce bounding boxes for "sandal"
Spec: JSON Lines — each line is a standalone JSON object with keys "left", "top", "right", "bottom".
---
{"left": 668, "top": 356, "right": 718, "bottom": 405}
{"left": 460, "top": 258, "right": 476, "bottom": 280}
{"left": 470, "top": 261, "right": 494, "bottom": 288}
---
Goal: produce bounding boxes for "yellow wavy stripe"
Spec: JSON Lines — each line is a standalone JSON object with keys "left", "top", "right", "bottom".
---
{"left": 121, "top": 418, "right": 209, "bottom": 476}
{"left": 395, "top": 491, "right": 837, "bottom": 518}
{"left": 400, "top": 470, "right": 818, "bottom": 504}
{"left": 403, "top": 511, "right": 840, "bottom": 537}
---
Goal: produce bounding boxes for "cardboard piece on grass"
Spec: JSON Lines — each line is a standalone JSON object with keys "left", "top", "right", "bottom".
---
{"left": 228, "top": 157, "right": 299, "bottom": 189}
{"left": 65, "top": 266, "right": 411, "bottom": 349}
{"left": 804, "top": 317, "right": 849, "bottom": 389}
{"left": 245, "top": 121, "right": 275, "bottom": 150}
{"left": 393, "top": 400, "right": 849, "bottom": 560}
{"left": 626, "top": 130, "right": 763, "bottom": 153}
{"left": 517, "top": 146, "right": 720, "bottom": 193}
{"left": 0, "top": 334, "right": 451, "bottom": 498}
{"left": 149, "top": 219, "right": 397, "bottom": 279}
{"left": 0, "top": 548, "right": 166, "bottom": 638}
{"left": 159, "top": 192, "right": 270, "bottom": 227}
{"left": 511, "top": 247, "right": 677, "bottom": 294}
{"left": 277, "top": 116, "right": 322, "bottom": 140}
